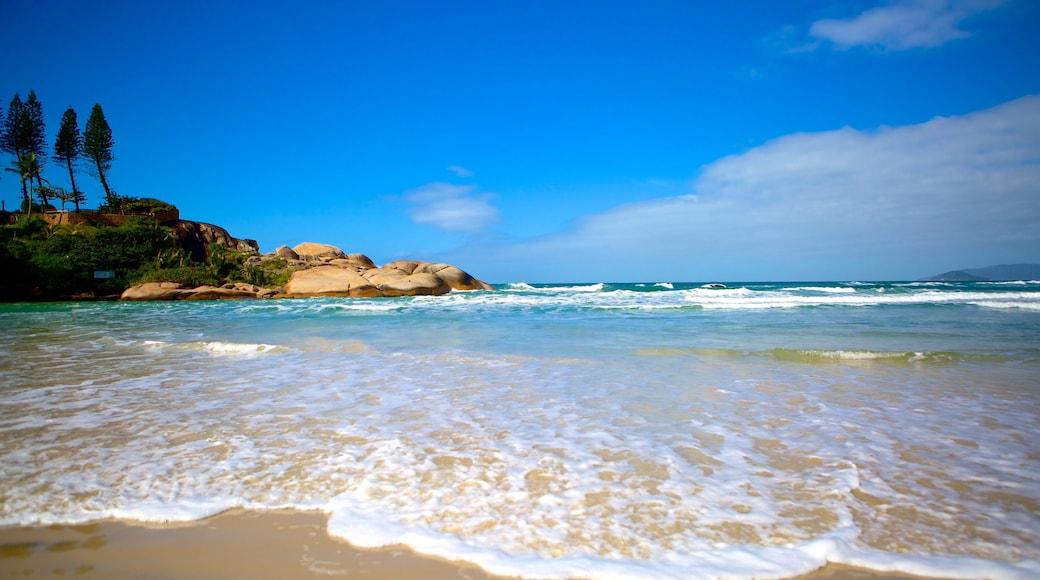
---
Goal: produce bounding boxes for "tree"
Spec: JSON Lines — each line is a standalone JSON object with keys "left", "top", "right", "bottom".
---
{"left": 83, "top": 103, "right": 114, "bottom": 203}
{"left": 23, "top": 91, "right": 46, "bottom": 161}
{"left": 5, "top": 152, "right": 45, "bottom": 215}
{"left": 34, "top": 184, "right": 58, "bottom": 213}
{"left": 1, "top": 91, "right": 48, "bottom": 195}
{"left": 0, "top": 94, "right": 26, "bottom": 159}
{"left": 53, "top": 107, "right": 83, "bottom": 211}
{"left": 52, "top": 186, "right": 80, "bottom": 213}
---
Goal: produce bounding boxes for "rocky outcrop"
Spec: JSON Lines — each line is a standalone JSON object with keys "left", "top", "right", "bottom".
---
{"left": 168, "top": 220, "right": 260, "bottom": 261}
{"left": 120, "top": 282, "right": 279, "bottom": 301}
{"left": 293, "top": 242, "right": 345, "bottom": 260}
{"left": 383, "top": 260, "right": 494, "bottom": 291}
{"left": 120, "top": 241, "right": 493, "bottom": 301}
{"left": 279, "top": 243, "right": 492, "bottom": 298}
{"left": 283, "top": 248, "right": 493, "bottom": 298}
{"left": 282, "top": 267, "right": 381, "bottom": 297}
{"left": 274, "top": 245, "right": 299, "bottom": 260}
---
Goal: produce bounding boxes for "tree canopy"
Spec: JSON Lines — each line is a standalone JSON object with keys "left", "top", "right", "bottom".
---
{"left": 53, "top": 107, "right": 83, "bottom": 211}
{"left": 82, "top": 103, "right": 114, "bottom": 203}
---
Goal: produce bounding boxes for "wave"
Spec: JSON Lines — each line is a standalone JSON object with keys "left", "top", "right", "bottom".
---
{"left": 787, "top": 286, "right": 858, "bottom": 294}
{"left": 142, "top": 340, "right": 289, "bottom": 356}
{"left": 636, "top": 347, "right": 1013, "bottom": 364}
{"left": 502, "top": 282, "right": 606, "bottom": 293}
{"left": 970, "top": 300, "right": 1040, "bottom": 310}
{"left": 407, "top": 284, "right": 1040, "bottom": 312}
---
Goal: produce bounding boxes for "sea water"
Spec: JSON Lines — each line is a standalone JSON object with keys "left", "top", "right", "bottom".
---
{"left": 1, "top": 281, "right": 1038, "bottom": 579}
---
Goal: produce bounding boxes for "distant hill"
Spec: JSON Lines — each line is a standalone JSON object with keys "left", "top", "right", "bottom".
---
{"left": 924, "top": 263, "right": 1040, "bottom": 281}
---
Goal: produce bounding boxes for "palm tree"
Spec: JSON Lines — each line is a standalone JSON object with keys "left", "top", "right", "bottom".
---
{"left": 5, "top": 152, "right": 45, "bottom": 216}
{"left": 53, "top": 187, "right": 78, "bottom": 213}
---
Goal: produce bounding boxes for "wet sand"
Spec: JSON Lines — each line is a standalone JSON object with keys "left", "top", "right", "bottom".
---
{"left": 0, "top": 509, "right": 953, "bottom": 579}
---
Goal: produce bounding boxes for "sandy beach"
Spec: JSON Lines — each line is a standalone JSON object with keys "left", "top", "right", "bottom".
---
{"left": 0, "top": 509, "right": 952, "bottom": 579}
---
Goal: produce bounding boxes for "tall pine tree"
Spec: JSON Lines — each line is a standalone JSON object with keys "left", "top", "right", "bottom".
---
{"left": 53, "top": 107, "right": 83, "bottom": 212}
{"left": 23, "top": 90, "right": 47, "bottom": 192}
{"left": 1, "top": 91, "right": 48, "bottom": 203}
{"left": 83, "top": 103, "right": 114, "bottom": 203}
{"left": 1, "top": 94, "right": 30, "bottom": 207}
{"left": 0, "top": 94, "right": 26, "bottom": 159}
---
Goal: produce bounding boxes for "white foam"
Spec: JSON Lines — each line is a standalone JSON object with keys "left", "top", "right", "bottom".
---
{"left": 2, "top": 295, "right": 1039, "bottom": 579}
{"left": 971, "top": 300, "right": 1040, "bottom": 310}
{"left": 787, "top": 286, "right": 858, "bottom": 293}
{"left": 202, "top": 341, "right": 285, "bottom": 355}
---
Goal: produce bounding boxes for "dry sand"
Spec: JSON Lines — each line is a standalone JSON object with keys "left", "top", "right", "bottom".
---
{"left": 0, "top": 509, "right": 952, "bottom": 579}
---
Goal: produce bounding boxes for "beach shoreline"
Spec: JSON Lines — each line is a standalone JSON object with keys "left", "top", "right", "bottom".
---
{"left": 0, "top": 509, "right": 952, "bottom": 580}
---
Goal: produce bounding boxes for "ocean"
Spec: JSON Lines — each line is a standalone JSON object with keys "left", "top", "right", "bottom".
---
{"left": 1, "top": 281, "right": 1038, "bottom": 579}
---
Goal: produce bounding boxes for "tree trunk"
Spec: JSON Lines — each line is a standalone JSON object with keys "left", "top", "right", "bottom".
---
{"left": 96, "top": 159, "right": 112, "bottom": 203}
{"left": 65, "top": 158, "right": 81, "bottom": 212}
{"left": 22, "top": 178, "right": 31, "bottom": 217}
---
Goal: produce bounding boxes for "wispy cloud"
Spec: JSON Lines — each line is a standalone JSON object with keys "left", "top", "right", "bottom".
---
{"left": 809, "top": 0, "right": 1006, "bottom": 50}
{"left": 405, "top": 182, "right": 499, "bottom": 234}
{"left": 447, "top": 165, "right": 474, "bottom": 178}
{"left": 446, "top": 96, "right": 1040, "bottom": 281}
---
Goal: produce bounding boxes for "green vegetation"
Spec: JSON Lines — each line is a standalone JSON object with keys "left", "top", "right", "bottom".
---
{"left": 0, "top": 89, "right": 297, "bottom": 301}
{"left": 0, "top": 216, "right": 295, "bottom": 301}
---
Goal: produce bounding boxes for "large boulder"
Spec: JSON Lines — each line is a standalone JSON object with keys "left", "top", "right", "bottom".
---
{"left": 385, "top": 260, "right": 495, "bottom": 291}
{"left": 120, "top": 282, "right": 189, "bottom": 301}
{"left": 283, "top": 258, "right": 491, "bottom": 298}
{"left": 284, "top": 266, "right": 381, "bottom": 297}
{"left": 364, "top": 268, "right": 451, "bottom": 296}
{"left": 168, "top": 220, "right": 259, "bottom": 261}
{"left": 293, "top": 242, "right": 346, "bottom": 260}
{"left": 120, "top": 282, "right": 271, "bottom": 301}
{"left": 274, "top": 245, "right": 299, "bottom": 260}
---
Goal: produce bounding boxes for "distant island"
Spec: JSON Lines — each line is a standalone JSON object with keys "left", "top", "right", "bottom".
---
{"left": 923, "top": 264, "right": 1040, "bottom": 282}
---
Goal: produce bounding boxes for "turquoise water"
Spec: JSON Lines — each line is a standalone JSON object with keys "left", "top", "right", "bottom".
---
{"left": 1, "top": 281, "right": 1039, "bottom": 579}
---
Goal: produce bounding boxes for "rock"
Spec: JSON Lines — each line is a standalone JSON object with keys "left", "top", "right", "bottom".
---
{"left": 345, "top": 253, "right": 377, "bottom": 269}
{"left": 181, "top": 286, "right": 259, "bottom": 300}
{"left": 293, "top": 242, "right": 346, "bottom": 260}
{"left": 119, "top": 237, "right": 492, "bottom": 300}
{"left": 363, "top": 268, "right": 450, "bottom": 296}
{"left": 275, "top": 245, "right": 299, "bottom": 260}
{"left": 283, "top": 257, "right": 492, "bottom": 298}
{"left": 167, "top": 220, "right": 259, "bottom": 261}
{"left": 284, "top": 266, "right": 381, "bottom": 297}
{"left": 120, "top": 282, "right": 266, "bottom": 301}
{"left": 386, "top": 261, "right": 495, "bottom": 291}
{"left": 120, "top": 282, "right": 189, "bottom": 301}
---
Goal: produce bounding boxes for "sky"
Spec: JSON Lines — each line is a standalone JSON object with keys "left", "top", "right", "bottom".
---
{"left": 1, "top": 0, "right": 1038, "bottom": 282}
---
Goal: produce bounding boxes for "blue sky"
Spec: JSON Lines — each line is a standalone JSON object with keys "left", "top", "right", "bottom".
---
{"left": 2, "top": 0, "right": 1038, "bottom": 282}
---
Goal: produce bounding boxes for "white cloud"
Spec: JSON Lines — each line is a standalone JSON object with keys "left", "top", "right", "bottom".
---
{"left": 405, "top": 182, "right": 499, "bottom": 233}
{"left": 809, "top": 0, "right": 1006, "bottom": 50}
{"left": 445, "top": 95, "right": 1040, "bottom": 282}
{"left": 447, "top": 165, "right": 474, "bottom": 178}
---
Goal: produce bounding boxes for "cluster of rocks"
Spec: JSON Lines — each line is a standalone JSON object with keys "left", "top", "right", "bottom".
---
{"left": 120, "top": 241, "right": 493, "bottom": 301}
{"left": 120, "top": 282, "right": 279, "bottom": 301}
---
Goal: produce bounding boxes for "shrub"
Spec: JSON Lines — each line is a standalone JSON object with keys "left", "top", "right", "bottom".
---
{"left": 133, "top": 266, "right": 220, "bottom": 288}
